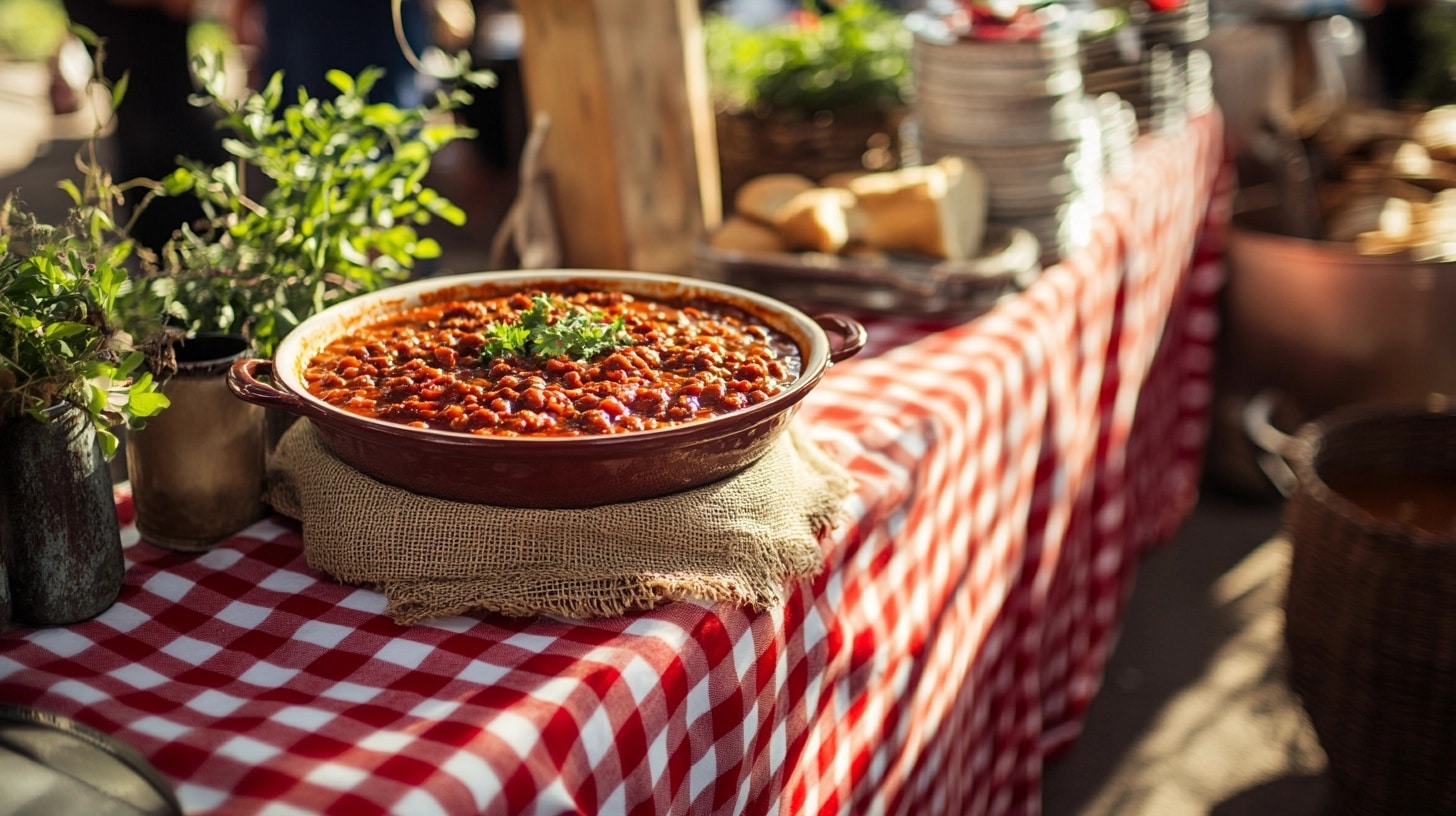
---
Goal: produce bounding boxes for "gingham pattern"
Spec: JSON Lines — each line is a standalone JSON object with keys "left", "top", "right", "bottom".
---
{"left": 0, "top": 111, "right": 1225, "bottom": 816}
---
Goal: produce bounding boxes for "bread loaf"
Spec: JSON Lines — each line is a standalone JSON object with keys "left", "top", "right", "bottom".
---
{"left": 734, "top": 173, "right": 817, "bottom": 224}
{"left": 820, "top": 171, "right": 869, "bottom": 190}
{"left": 772, "top": 188, "right": 856, "bottom": 253}
{"left": 708, "top": 216, "right": 791, "bottom": 254}
{"left": 842, "top": 157, "right": 988, "bottom": 260}
{"left": 1414, "top": 106, "right": 1456, "bottom": 162}
{"left": 724, "top": 159, "right": 989, "bottom": 260}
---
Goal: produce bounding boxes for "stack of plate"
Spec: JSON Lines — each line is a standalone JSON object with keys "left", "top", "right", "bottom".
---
{"left": 1184, "top": 47, "right": 1215, "bottom": 117}
{"left": 1143, "top": 44, "right": 1182, "bottom": 134}
{"left": 1139, "top": 0, "right": 1211, "bottom": 50}
{"left": 1095, "top": 92, "right": 1139, "bottom": 177}
{"left": 1079, "top": 8, "right": 1147, "bottom": 119}
{"left": 907, "top": 9, "right": 1102, "bottom": 266}
{"left": 1077, "top": 8, "right": 1141, "bottom": 110}
{"left": 1138, "top": 0, "right": 1211, "bottom": 134}
{"left": 1076, "top": 0, "right": 1212, "bottom": 136}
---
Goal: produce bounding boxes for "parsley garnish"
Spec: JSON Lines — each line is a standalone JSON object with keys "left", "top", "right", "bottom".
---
{"left": 480, "top": 295, "right": 631, "bottom": 362}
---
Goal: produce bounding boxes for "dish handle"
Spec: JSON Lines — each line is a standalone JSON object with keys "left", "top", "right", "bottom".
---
{"left": 815, "top": 314, "right": 868, "bottom": 364}
{"left": 227, "top": 359, "right": 328, "bottom": 419}
{"left": 1242, "top": 388, "right": 1308, "bottom": 498}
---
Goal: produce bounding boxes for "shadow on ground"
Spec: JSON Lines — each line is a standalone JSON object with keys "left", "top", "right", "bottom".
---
{"left": 1042, "top": 487, "right": 1333, "bottom": 816}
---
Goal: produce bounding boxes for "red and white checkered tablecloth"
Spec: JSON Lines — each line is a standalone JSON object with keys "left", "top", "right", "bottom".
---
{"left": 0, "top": 110, "right": 1226, "bottom": 815}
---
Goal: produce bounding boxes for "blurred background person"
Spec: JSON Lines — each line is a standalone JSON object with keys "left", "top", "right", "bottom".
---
{"left": 225, "top": 0, "right": 434, "bottom": 107}
{"left": 61, "top": 0, "right": 228, "bottom": 251}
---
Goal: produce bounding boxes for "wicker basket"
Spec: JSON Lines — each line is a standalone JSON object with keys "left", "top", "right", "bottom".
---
{"left": 715, "top": 106, "right": 905, "bottom": 210}
{"left": 1277, "top": 402, "right": 1456, "bottom": 816}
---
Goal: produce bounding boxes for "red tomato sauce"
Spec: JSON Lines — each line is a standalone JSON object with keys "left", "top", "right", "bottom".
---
{"left": 302, "top": 287, "right": 802, "bottom": 437}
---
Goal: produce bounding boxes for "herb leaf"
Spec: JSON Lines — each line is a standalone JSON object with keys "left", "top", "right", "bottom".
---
{"left": 122, "top": 54, "right": 489, "bottom": 359}
{"left": 480, "top": 295, "right": 630, "bottom": 362}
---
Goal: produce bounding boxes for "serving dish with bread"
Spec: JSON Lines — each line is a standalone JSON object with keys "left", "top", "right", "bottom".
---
{"left": 696, "top": 161, "right": 1042, "bottom": 316}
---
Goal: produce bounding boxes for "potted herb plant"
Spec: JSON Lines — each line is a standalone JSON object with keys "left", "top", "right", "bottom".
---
{"left": 0, "top": 27, "right": 171, "bottom": 626}
{"left": 704, "top": 0, "right": 913, "bottom": 204}
{"left": 0, "top": 196, "right": 170, "bottom": 626}
{"left": 138, "top": 49, "right": 482, "bottom": 358}
{"left": 120, "top": 50, "right": 488, "bottom": 551}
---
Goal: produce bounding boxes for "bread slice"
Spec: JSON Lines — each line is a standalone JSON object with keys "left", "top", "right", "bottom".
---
{"left": 734, "top": 173, "right": 816, "bottom": 224}
{"left": 707, "top": 215, "right": 791, "bottom": 254}
{"left": 843, "top": 157, "right": 988, "bottom": 260}
{"left": 820, "top": 170, "right": 870, "bottom": 190}
{"left": 772, "top": 188, "right": 856, "bottom": 253}
{"left": 1414, "top": 106, "right": 1456, "bottom": 162}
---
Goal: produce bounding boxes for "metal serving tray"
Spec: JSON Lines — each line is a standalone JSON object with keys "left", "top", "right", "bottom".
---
{"left": 691, "top": 224, "right": 1042, "bottom": 316}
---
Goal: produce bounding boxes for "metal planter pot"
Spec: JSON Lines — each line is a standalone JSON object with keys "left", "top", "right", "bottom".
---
{"left": 0, "top": 403, "right": 124, "bottom": 626}
{"left": 126, "top": 334, "right": 268, "bottom": 551}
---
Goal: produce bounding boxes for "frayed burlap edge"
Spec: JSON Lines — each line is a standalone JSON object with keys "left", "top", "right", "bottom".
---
{"left": 265, "top": 420, "right": 852, "bottom": 624}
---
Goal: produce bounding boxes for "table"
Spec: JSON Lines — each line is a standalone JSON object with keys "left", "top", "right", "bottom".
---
{"left": 0, "top": 110, "right": 1227, "bottom": 815}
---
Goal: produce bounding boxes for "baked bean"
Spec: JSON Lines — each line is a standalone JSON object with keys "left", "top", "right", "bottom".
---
{"left": 303, "top": 286, "right": 801, "bottom": 436}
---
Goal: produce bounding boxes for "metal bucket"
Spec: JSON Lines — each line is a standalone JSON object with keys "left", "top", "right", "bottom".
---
{"left": 1207, "top": 206, "right": 1456, "bottom": 498}
{"left": 0, "top": 403, "right": 124, "bottom": 625}
{"left": 127, "top": 334, "right": 267, "bottom": 551}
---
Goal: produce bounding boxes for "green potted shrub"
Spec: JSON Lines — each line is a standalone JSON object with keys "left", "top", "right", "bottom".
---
{"left": 0, "top": 195, "right": 170, "bottom": 625}
{"left": 135, "top": 50, "right": 482, "bottom": 358}
{"left": 704, "top": 0, "right": 912, "bottom": 202}
{"left": 0, "top": 200, "right": 168, "bottom": 455}
{"left": 119, "top": 51, "right": 488, "bottom": 551}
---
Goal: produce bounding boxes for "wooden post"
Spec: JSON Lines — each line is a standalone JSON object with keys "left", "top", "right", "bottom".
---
{"left": 514, "top": 0, "right": 721, "bottom": 274}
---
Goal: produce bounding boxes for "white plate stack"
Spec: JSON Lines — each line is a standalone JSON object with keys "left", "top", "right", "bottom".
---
{"left": 1137, "top": 0, "right": 1211, "bottom": 134}
{"left": 1095, "top": 92, "right": 1139, "bottom": 177}
{"left": 907, "top": 10, "right": 1102, "bottom": 266}
{"left": 1079, "top": 11, "right": 1152, "bottom": 131}
{"left": 1184, "top": 47, "right": 1215, "bottom": 118}
{"left": 1078, "top": 0, "right": 1213, "bottom": 137}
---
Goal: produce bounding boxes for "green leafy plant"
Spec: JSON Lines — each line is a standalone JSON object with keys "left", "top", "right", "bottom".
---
{"left": 482, "top": 295, "right": 631, "bottom": 362}
{"left": 129, "top": 51, "right": 490, "bottom": 358}
{"left": 704, "top": 0, "right": 911, "bottom": 118}
{"left": 0, "top": 27, "right": 171, "bottom": 457}
{"left": 0, "top": 201, "right": 170, "bottom": 458}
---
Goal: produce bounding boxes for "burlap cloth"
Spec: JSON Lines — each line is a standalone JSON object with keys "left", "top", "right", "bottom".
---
{"left": 264, "top": 420, "right": 853, "bottom": 624}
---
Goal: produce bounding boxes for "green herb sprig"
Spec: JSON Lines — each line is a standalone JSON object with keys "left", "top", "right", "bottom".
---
{"left": 481, "top": 295, "right": 630, "bottom": 362}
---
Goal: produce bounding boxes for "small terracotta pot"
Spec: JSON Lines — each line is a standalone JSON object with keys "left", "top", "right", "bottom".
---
{"left": 127, "top": 334, "right": 268, "bottom": 551}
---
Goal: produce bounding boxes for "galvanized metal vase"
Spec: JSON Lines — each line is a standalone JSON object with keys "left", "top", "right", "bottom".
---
{"left": 127, "top": 334, "right": 267, "bottom": 552}
{"left": 0, "top": 403, "right": 125, "bottom": 626}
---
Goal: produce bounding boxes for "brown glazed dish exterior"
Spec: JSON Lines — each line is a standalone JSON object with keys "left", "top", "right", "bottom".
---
{"left": 228, "top": 270, "right": 866, "bottom": 508}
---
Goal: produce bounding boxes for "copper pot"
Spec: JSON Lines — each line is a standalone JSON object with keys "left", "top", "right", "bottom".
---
{"left": 1208, "top": 207, "right": 1456, "bottom": 498}
{"left": 227, "top": 270, "right": 866, "bottom": 508}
